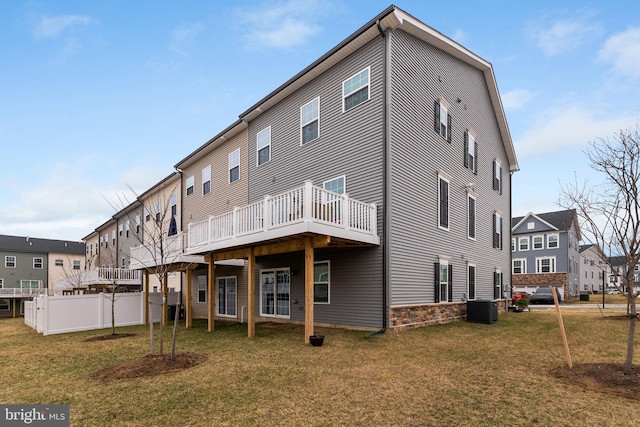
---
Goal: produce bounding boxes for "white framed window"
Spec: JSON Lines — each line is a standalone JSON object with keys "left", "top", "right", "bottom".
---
{"left": 6, "top": 256, "right": 16, "bottom": 268}
{"left": 260, "top": 268, "right": 290, "bottom": 318}
{"left": 494, "top": 270, "right": 503, "bottom": 299}
{"left": 55, "top": 259, "right": 63, "bottom": 267}
{"left": 533, "top": 235, "right": 543, "bottom": 250}
{"left": 493, "top": 159, "right": 503, "bottom": 194}
{"left": 153, "top": 286, "right": 158, "bottom": 293}
{"left": 435, "top": 258, "right": 451, "bottom": 303}
{"left": 493, "top": 211, "right": 503, "bottom": 249}
{"left": 342, "top": 67, "right": 370, "bottom": 112}
{"left": 170, "top": 193, "right": 177, "bottom": 216}
{"left": 112, "top": 230, "right": 116, "bottom": 245}
{"left": 121, "top": 257, "right": 126, "bottom": 268}
{"left": 136, "top": 215, "right": 141, "bottom": 233}
{"left": 229, "top": 149, "right": 240, "bottom": 183}
{"left": 33, "top": 257, "right": 43, "bottom": 269}
{"left": 0, "top": 278, "right": 3, "bottom": 288}
{"left": 511, "top": 238, "right": 516, "bottom": 251}
{"left": 145, "top": 208, "right": 151, "bottom": 222}
{"left": 434, "top": 98, "right": 452, "bottom": 142}
{"left": 518, "top": 237, "right": 529, "bottom": 251}
{"left": 512, "top": 259, "right": 527, "bottom": 274}
{"left": 217, "top": 276, "right": 237, "bottom": 317}
{"left": 73, "top": 260, "right": 80, "bottom": 270}
{"left": 323, "top": 175, "right": 345, "bottom": 194}
{"left": 464, "top": 131, "right": 478, "bottom": 173}
{"left": 155, "top": 202, "right": 161, "bottom": 223}
{"left": 467, "top": 192, "right": 476, "bottom": 240}
{"left": 257, "top": 126, "right": 271, "bottom": 166}
{"left": 118, "top": 224, "right": 123, "bottom": 236}
{"left": 202, "top": 165, "right": 211, "bottom": 195}
{"left": 186, "top": 175, "right": 194, "bottom": 196}
{"left": 467, "top": 263, "right": 476, "bottom": 300}
{"left": 536, "top": 256, "right": 556, "bottom": 273}
{"left": 197, "top": 275, "right": 206, "bottom": 303}
{"left": 21, "top": 280, "right": 39, "bottom": 290}
{"left": 0, "top": 300, "right": 8, "bottom": 310}
{"left": 125, "top": 220, "right": 130, "bottom": 238}
{"left": 438, "top": 172, "right": 451, "bottom": 231}
{"left": 547, "top": 233, "right": 559, "bottom": 249}
{"left": 314, "top": 261, "right": 330, "bottom": 304}
{"left": 301, "top": 97, "right": 320, "bottom": 144}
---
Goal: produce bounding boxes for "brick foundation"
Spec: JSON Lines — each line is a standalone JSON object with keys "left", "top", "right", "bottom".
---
{"left": 389, "top": 300, "right": 507, "bottom": 332}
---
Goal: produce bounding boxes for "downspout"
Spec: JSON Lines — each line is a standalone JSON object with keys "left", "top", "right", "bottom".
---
{"left": 375, "top": 19, "right": 391, "bottom": 335}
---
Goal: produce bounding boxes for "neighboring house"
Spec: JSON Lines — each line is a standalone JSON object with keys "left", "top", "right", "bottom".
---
{"left": 0, "top": 235, "right": 85, "bottom": 317}
{"left": 511, "top": 209, "right": 581, "bottom": 301}
{"left": 579, "top": 244, "right": 606, "bottom": 293}
{"left": 607, "top": 256, "right": 640, "bottom": 293}
{"left": 153, "top": 5, "right": 518, "bottom": 340}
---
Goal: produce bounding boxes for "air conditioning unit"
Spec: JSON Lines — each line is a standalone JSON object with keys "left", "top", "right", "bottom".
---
{"left": 467, "top": 300, "right": 498, "bottom": 324}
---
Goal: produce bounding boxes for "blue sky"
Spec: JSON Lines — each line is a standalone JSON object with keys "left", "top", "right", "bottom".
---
{"left": 1, "top": 0, "right": 639, "bottom": 241}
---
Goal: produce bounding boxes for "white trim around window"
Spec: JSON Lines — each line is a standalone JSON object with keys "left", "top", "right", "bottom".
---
{"left": 300, "top": 97, "right": 320, "bottom": 145}
{"left": 257, "top": 126, "right": 271, "bottom": 166}
{"left": 186, "top": 175, "right": 194, "bottom": 196}
{"left": 518, "top": 236, "right": 529, "bottom": 251}
{"left": 536, "top": 256, "right": 556, "bottom": 273}
{"left": 229, "top": 149, "right": 240, "bottom": 183}
{"left": 260, "top": 268, "right": 291, "bottom": 318}
{"left": 197, "top": 275, "right": 206, "bottom": 303}
{"left": 33, "top": 257, "right": 43, "bottom": 269}
{"left": 5, "top": 256, "right": 15, "bottom": 268}
{"left": 202, "top": 165, "right": 211, "bottom": 195}
{"left": 438, "top": 171, "right": 451, "bottom": 231}
{"left": 216, "top": 276, "right": 237, "bottom": 317}
{"left": 547, "top": 233, "right": 559, "bottom": 249}
{"left": 532, "top": 235, "right": 544, "bottom": 250}
{"left": 342, "top": 67, "right": 370, "bottom": 112}
{"left": 467, "top": 263, "right": 476, "bottom": 300}
{"left": 314, "top": 261, "right": 330, "bottom": 304}
{"left": 512, "top": 258, "right": 527, "bottom": 274}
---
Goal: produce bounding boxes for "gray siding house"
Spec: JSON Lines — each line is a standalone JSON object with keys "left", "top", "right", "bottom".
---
{"left": 173, "top": 5, "right": 518, "bottom": 339}
{"left": 579, "top": 244, "right": 606, "bottom": 293}
{"left": 511, "top": 209, "right": 581, "bottom": 301}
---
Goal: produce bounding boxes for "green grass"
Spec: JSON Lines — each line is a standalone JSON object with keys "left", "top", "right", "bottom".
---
{"left": 1, "top": 310, "right": 639, "bottom": 426}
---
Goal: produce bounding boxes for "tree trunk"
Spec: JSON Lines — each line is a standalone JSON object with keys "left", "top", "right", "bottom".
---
{"left": 624, "top": 297, "right": 637, "bottom": 375}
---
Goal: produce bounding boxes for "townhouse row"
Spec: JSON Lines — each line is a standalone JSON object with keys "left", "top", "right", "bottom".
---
{"left": 82, "top": 5, "right": 519, "bottom": 340}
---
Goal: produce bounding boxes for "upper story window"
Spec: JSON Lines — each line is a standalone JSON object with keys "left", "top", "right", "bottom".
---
{"left": 314, "top": 261, "right": 330, "bottom": 304}
{"left": 301, "top": 97, "right": 320, "bottom": 144}
{"left": 511, "top": 238, "right": 515, "bottom": 251}
{"left": 548, "top": 233, "right": 559, "bottom": 248}
{"left": 464, "top": 131, "right": 478, "bottom": 174}
{"left": 125, "top": 220, "right": 130, "bottom": 238}
{"left": 73, "top": 260, "right": 81, "bottom": 270}
{"left": 202, "top": 166, "right": 211, "bottom": 195}
{"left": 323, "top": 175, "right": 345, "bottom": 194}
{"left": 145, "top": 207, "right": 151, "bottom": 222}
{"left": 434, "top": 98, "right": 452, "bottom": 142}
{"left": 533, "top": 235, "right": 543, "bottom": 250}
{"left": 229, "top": 149, "right": 240, "bottom": 183}
{"left": 438, "top": 172, "right": 450, "bottom": 231}
{"left": 342, "top": 67, "right": 370, "bottom": 112}
{"left": 257, "top": 126, "right": 271, "bottom": 166}
{"left": 467, "top": 192, "right": 476, "bottom": 240}
{"left": 186, "top": 175, "right": 194, "bottom": 196}
{"left": 493, "top": 159, "right": 503, "bottom": 194}
{"left": 33, "top": 257, "right": 43, "bottom": 269}
{"left": 518, "top": 237, "right": 529, "bottom": 251}
{"left": 135, "top": 215, "right": 141, "bottom": 233}
{"left": 112, "top": 230, "right": 116, "bottom": 245}
{"left": 493, "top": 211, "right": 503, "bottom": 249}
{"left": 170, "top": 193, "right": 177, "bottom": 216}
{"left": 155, "top": 202, "right": 161, "bottom": 223}
{"left": 55, "top": 259, "right": 63, "bottom": 267}
{"left": 118, "top": 224, "right": 123, "bottom": 236}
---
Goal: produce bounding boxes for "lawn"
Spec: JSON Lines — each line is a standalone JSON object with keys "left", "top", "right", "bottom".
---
{"left": 1, "top": 309, "right": 639, "bottom": 426}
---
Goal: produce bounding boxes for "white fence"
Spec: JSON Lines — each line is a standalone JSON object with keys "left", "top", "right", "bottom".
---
{"left": 23, "top": 292, "right": 180, "bottom": 336}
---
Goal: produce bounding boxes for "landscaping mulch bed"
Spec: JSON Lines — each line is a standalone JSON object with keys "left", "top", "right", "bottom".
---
{"left": 550, "top": 363, "right": 640, "bottom": 400}
{"left": 92, "top": 352, "right": 208, "bottom": 382}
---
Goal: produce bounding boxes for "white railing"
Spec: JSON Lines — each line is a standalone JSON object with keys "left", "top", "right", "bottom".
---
{"left": 188, "top": 181, "right": 377, "bottom": 249}
{"left": 0, "top": 288, "right": 45, "bottom": 297}
{"left": 129, "top": 232, "right": 189, "bottom": 266}
{"left": 80, "top": 268, "right": 141, "bottom": 285}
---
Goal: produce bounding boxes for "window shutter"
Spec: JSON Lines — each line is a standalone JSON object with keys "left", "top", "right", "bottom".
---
{"left": 464, "top": 132, "right": 469, "bottom": 168}
{"left": 434, "top": 100, "right": 441, "bottom": 134}
{"left": 448, "top": 265, "right": 453, "bottom": 302}
{"left": 440, "top": 179, "right": 449, "bottom": 228}
{"left": 499, "top": 216, "right": 503, "bottom": 250}
{"left": 494, "top": 273, "right": 499, "bottom": 299}
{"left": 474, "top": 141, "right": 478, "bottom": 175}
{"left": 499, "top": 166, "right": 503, "bottom": 195}
{"left": 434, "top": 262, "right": 441, "bottom": 303}
{"left": 447, "top": 113, "right": 452, "bottom": 143}
{"left": 469, "top": 197, "right": 476, "bottom": 238}
{"left": 492, "top": 161, "right": 497, "bottom": 190}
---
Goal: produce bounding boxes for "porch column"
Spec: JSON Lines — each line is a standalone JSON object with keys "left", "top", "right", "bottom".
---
{"left": 248, "top": 248, "right": 255, "bottom": 338}
{"left": 304, "top": 237, "right": 314, "bottom": 343}
{"left": 207, "top": 254, "right": 215, "bottom": 332}
{"left": 162, "top": 271, "right": 168, "bottom": 326}
{"left": 144, "top": 270, "right": 150, "bottom": 325}
{"left": 185, "top": 266, "right": 193, "bottom": 328}
{"left": 13, "top": 299, "right": 17, "bottom": 318}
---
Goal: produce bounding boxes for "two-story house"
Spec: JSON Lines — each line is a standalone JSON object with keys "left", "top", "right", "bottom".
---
{"left": 579, "top": 244, "right": 606, "bottom": 294}
{"left": 0, "top": 235, "right": 85, "bottom": 317}
{"left": 511, "top": 209, "right": 581, "bottom": 301}
{"left": 154, "top": 5, "right": 519, "bottom": 341}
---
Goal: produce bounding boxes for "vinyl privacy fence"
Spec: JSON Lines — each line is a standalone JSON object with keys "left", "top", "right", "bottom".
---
{"left": 24, "top": 292, "right": 179, "bottom": 335}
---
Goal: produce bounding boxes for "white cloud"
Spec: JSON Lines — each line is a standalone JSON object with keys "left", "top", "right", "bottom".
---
{"left": 34, "top": 15, "right": 93, "bottom": 39}
{"left": 501, "top": 89, "right": 536, "bottom": 110}
{"left": 169, "top": 22, "right": 203, "bottom": 56}
{"left": 514, "top": 105, "right": 636, "bottom": 159}
{"left": 597, "top": 27, "right": 640, "bottom": 79}
{"left": 236, "top": 0, "right": 327, "bottom": 50}
{"left": 449, "top": 29, "right": 466, "bottom": 44}
{"left": 527, "top": 13, "right": 601, "bottom": 56}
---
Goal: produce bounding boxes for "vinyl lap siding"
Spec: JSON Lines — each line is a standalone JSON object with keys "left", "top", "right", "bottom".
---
{"left": 388, "top": 29, "right": 511, "bottom": 306}
{"left": 246, "top": 37, "right": 385, "bottom": 328}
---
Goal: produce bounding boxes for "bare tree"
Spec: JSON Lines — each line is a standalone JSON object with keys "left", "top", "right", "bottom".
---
{"left": 100, "top": 240, "right": 125, "bottom": 336}
{"left": 559, "top": 125, "right": 640, "bottom": 375}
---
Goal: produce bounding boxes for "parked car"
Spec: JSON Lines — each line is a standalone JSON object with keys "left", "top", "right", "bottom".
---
{"left": 606, "top": 288, "right": 621, "bottom": 294}
{"left": 529, "top": 287, "right": 562, "bottom": 304}
{"left": 512, "top": 291, "right": 530, "bottom": 303}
